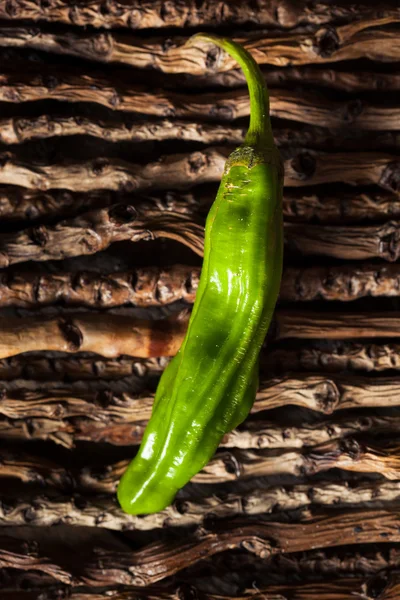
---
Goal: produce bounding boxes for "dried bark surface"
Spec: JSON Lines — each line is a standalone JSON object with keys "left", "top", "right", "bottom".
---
{"left": 0, "top": 187, "right": 200, "bottom": 223}
{"left": 0, "top": 187, "right": 398, "bottom": 225}
{"left": 188, "top": 65, "right": 400, "bottom": 92}
{"left": 1, "top": 310, "right": 400, "bottom": 362}
{"left": 2, "top": 114, "right": 398, "bottom": 153}
{"left": 3, "top": 577, "right": 400, "bottom": 600}
{"left": 1, "top": 509, "right": 400, "bottom": 587}
{"left": 0, "top": 149, "right": 397, "bottom": 195}
{"left": 0, "top": 149, "right": 228, "bottom": 194}
{"left": 0, "top": 71, "right": 397, "bottom": 130}
{"left": 5, "top": 261, "right": 400, "bottom": 311}
{"left": 281, "top": 263, "right": 400, "bottom": 302}
{"left": 2, "top": 341, "right": 400, "bottom": 383}
{"left": 1, "top": 478, "right": 400, "bottom": 530}
{"left": 0, "top": 311, "right": 188, "bottom": 360}
{"left": 1, "top": 19, "right": 399, "bottom": 72}
{"left": 0, "top": 1, "right": 397, "bottom": 29}
{"left": 276, "top": 311, "right": 400, "bottom": 340}
{"left": 285, "top": 221, "right": 400, "bottom": 262}
{"left": 0, "top": 203, "right": 204, "bottom": 268}
{"left": 266, "top": 342, "right": 400, "bottom": 373}
{"left": 3, "top": 374, "right": 400, "bottom": 446}
{"left": 4, "top": 439, "right": 400, "bottom": 490}
{"left": 0, "top": 354, "right": 167, "bottom": 381}
{"left": 0, "top": 265, "right": 199, "bottom": 309}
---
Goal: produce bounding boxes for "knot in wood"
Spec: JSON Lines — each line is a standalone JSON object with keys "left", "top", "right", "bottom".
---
{"left": 94, "top": 389, "right": 113, "bottom": 409}
{"left": 188, "top": 152, "right": 207, "bottom": 174}
{"left": 340, "top": 437, "right": 361, "bottom": 460}
{"left": 42, "top": 74, "right": 59, "bottom": 90}
{"left": 291, "top": 152, "right": 316, "bottom": 180}
{"left": 205, "top": 46, "right": 221, "bottom": 71}
{"left": 174, "top": 499, "right": 189, "bottom": 515}
{"left": 241, "top": 538, "right": 271, "bottom": 559}
{"left": 314, "top": 379, "right": 339, "bottom": 414}
{"left": 29, "top": 225, "right": 49, "bottom": 247}
{"left": 379, "top": 221, "right": 400, "bottom": 262}
{"left": 365, "top": 574, "right": 389, "bottom": 599}
{"left": 127, "top": 9, "right": 142, "bottom": 28}
{"left": 21, "top": 539, "right": 39, "bottom": 556}
{"left": 210, "top": 103, "right": 234, "bottom": 121}
{"left": 381, "top": 161, "right": 400, "bottom": 194}
{"left": 223, "top": 453, "right": 241, "bottom": 478}
{"left": 58, "top": 318, "right": 83, "bottom": 352}
{"left": 92, "top": 157, "right": 109, "bottom": 176}
{"left": 109, "top": 203, "right": 138, "bottom": 225}
{"left": 315, "top": 27, "right": 340, "bottom": 58}
{"left": 177, "top": 584, "right": 199, "bottom": 600}
{"left": 92, "top": 32, "right": 113, "bottom": 57}
{"left": 343, "top": 99, "right": 364, "bottom": 123}
{"left": 4, "top": 0, "right": 17, "bottom": 17}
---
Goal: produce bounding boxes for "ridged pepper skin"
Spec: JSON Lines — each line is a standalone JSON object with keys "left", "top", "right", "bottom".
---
{"left": 117, "top": 35, "right": 284, "bottom": 515}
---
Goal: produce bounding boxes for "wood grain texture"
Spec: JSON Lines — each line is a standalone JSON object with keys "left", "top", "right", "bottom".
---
{"left": 281, "top": 263, "right": 400, "bottom": 302}
{"left": 188, "top": 65, "right": 400, "bottom": 92}
{"left": 2, "top": 576, "right": 400, "bottom": 600}
{"left": 0, "top": 203, "right": 204, "bottom": 268}
{"left": 0, "top": 187, "right": 397, "bottom": 225}
{"left": 266, "top": 342, "right": 400, "bottom": 373}
{"left": 0, "top": 478, "right": 400, "bottom": 530}
{"left": 1, "top": 310, "right": 400, "bottom": 361}
{"left": 276, "top": 312, "right": 400, "bottom": 340}
{"left": 3, "top": 374, "right": 400, "bottom": 446}
{"left": 1, "top": 509, "right": 400, "bottom": 586}
{"left": 0, "top": 70, "right": 397, "bottom": 129}
{"left": 0, "top": 19, "right": 398, "bottom": 72}
{"left": 0, "top": 1, "right": 397, "bottom": 29}
{"left": 0, "top": 311, "right": 188, "bottom": 360}
{"left": 2, "top": 114, "right": 398, "bottom": 152}
{"left": 4, "top": 261, "right": 400, "bottom": 311}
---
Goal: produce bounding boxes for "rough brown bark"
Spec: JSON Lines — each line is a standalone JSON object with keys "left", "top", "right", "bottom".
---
{"left": 0, "top": 204, "right": 204, "bottom": 268}
{"left": 0, "top": 187, "right": 200, "bottom": 223}
{"left": 5, "top": 261, "right": 400, "bottom": 311}
{"left": 4, "top": 373, "right": 400, "bottom": 446}
{"left": 2, "top": 576, "right": 400, "bottom": 600}
{"left": 0, "top": 354, "right": 167, "bottom": 381}
{"left": 2, "top": 114, "right": 398, "bottom": 153}
{"left": 285, "top": 221, "right": 400, "bottom": 261}
{"left": 0, "top": 149, "right": 227, "bottom": 194}
{"left": 0, "top": 19, "right": 398, "bottom": 72}
{"left": 276, "top": 311, "right": 400, "bottom": 340}
{"left": 2, "top": 341, "right": 400, "bottom": 383}
{"left": 190, "top": 65, "right": 400, "bottom": 93}
{"left": 1, "top": 508, "right": 400, "bottom": 587}
{"left": 0, "top": 265, "right": 199, "bottom": 308}
{"left": 1, "top": 478, "right": 400, "bottom": 531}
{"left": 0, "top": 1, "right": 397, "bottom": 29}
{"left": 0, "top": 311, "right": 188, "bottom": 360}
{"left": 266, "top": 342, "right": 400, "bottom": 373}
{"left": 3, "top": 438, "right": 400, "bottom": 491}
{"left": 0, "top": 187, "right": 397, "bottom": 225}
{"left": 283, "top": 190, "right": 400, "bottom": 223}
{"left": 2, "top": 381, "right": 398, "bottom": 447}
{"left": 281, "top": 263, "right": 400, "bottom": 302}
{"left": 0, "top": 71, "right": 397, "bottom": 129}
{"left": 0, "top": 149, "right": 397, "bottom": 194}
{"left": 1, "top": 309, "right": 400, "bottom": 361}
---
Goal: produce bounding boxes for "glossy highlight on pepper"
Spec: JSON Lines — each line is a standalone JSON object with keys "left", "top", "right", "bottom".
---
{"left": 117, "top": 34, "right": 284, "bottom": 515}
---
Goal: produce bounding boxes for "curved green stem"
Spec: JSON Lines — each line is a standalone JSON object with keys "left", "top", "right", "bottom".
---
{"left": 191, "top": 33, "right": 274, "bottom": 149}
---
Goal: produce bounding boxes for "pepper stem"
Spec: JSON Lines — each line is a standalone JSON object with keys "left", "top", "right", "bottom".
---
{"left": 191, "top": 34, "right": 274, "bottom": 149}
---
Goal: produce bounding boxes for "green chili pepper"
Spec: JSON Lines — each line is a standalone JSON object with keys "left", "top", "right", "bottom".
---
{"left": 117, "top": 34, "right": 284, "bottom": 515}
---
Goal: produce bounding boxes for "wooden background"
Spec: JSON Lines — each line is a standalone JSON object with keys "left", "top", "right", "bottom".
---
{"left": 0, "top": 1, "right": 400, "bottom": 599}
